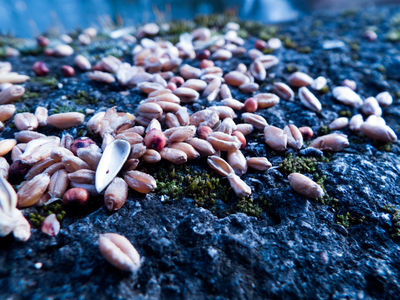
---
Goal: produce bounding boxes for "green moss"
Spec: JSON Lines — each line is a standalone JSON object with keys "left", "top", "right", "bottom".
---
{"left": 377, "top": 143, "right": 392, "bottom": 152}
{"left": 237, "top": 30, "right": 248, "bottom": 39}
{"left": 194, "top": 14, "right": 238, "bottom": 29}
{"left": 383, "top": 206, "right": 400, "bottom": 238}
{"left": 281, "top": 36, "right": 297, "bottom": 49}
{"left": 21, "top": 90, "right": 39, "bottom": 100}
{"left": 386, "top": 29, "right": 400, "bottom": 42}
{"left": 339, "top": 110, "right": 352, "bottom": 118}
{"left": 29, "top": 202, "right": 66, "bottom": 228}
{"left": 262, "top": 48, "right": 274, "bottom": 54}
{"left": 319, "top": 125, "right": 330, "bottom": 136}
{"left": 376, "top": 65, "right": 386, "bottom": 74}
{"left": 285, "top": 63, "right": 299, "bottom": 73}
{"left": 31, "top": 75, "right": 58, "bottom": 89}
{"left": 167, "top": 20, "right": 194, "bottom": 36}
{"left": 336, "top": 212, "right": 350, "bottom": 229}
{"left": 237, "top": 197, "right": 262, "bottom": 217}
{"left": 279, "top": 154, "right": 318, "bottom": 175}
{"left": 297, "top": 46, "right": 312, "bottom": 54}
{"left": 349, "top": 41, "right": 360, "bottom": 52}
{"left": 52, "top": 104, "right": 75, "bottom": 114}
{"left": 71, "top": 90, "right": 98, "bottom": 105}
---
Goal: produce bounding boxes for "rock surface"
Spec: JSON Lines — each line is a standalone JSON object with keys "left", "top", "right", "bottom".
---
{"left": 1, "top": 6, "right": 400, "bottom": 299}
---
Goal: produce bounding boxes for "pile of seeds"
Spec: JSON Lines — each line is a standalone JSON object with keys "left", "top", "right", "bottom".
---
{"left": 0, "top": 22, "right": 398, "bottom": 270}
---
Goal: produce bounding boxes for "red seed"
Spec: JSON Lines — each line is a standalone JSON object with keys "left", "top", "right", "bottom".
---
{"left": 299, "top": 126, "right": 314, "bottom": 139}
{"left": 196, "top": 49, "right": 211, "bottom": 60}
{"left": 197, "top": 126, "right": 213, "bottom": 140}
{"left": 63, "top": 188, "right": 89, "bottom": 205}
{"left": 61, "top": 65, "right": 75, "bottom": 77}
{"left": 244, "top": 98, "right": 258, "bottom": 113}
{"left": 200, "top": 59, "right": 214, "bottom": 69}
{"left": 32, "top": 61, "right": 49, "bottom": 76}
{"left": 36, "top": 35, "right": 49, "bottom": 48}
{"left": 144, "top": 128, "right": 166, "bottom": 151}
{"left": 44, "top": 49, "right": 54, "bottom": 56}
{"left": 232, "top": 130, "right": 246, "bottom": 149}
{"left": 255, "top": 39, "right": 267, "bottom": 51}
{"left": 169, "top": 76, "right": 184, "bottom": 87}
{"left": 70, "top": 137, "right": 96, "bottom": 155}
{"left": 166, "top": 82, "right": 177, "bottom": 91}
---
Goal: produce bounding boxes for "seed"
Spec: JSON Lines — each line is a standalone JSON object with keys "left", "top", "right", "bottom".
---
{"left": 228, "top": 174, "right": 252, "bottom": 197}
{"left": 142, "top": 149, "right": 161, "bottom": 163}
{"left": 190, "top": 109, "right": 219, "bottom": 127}
{"left": 34, "top": 106, "right": 48, "bottom": 126}
{"left": 25, "top": 157, "right": 57, "bottom": 180}
{"left": 361, "top": 97, "right": 382, "bottom": 116}
{"left": 124, "top": 170, "right": 157, "bottom": 193}
{"left": 0, "top": 85, "right": 25, "bottom": 104}
{"left": 53, "top": 44, "right": 74, "bottom": 57}
{"left": 36, "top": 35, "right": 49, "bottom": 47}
{"left": 224, "top": 71, "right": 249, "bottom": 87}
{"left": 360, "top": 122, "right": 397, "bottom": 143}
{"left": 207, "top": 155, "right": 234, "bottom": 177}
{"left": 207, "top": 132, "right": 241, "bottom": 152}
{"left": 242, "top": 113, "right": 268, "bottom": 129}
{"left": 349, "top": 114, "right": 364, "bottom": 132}
{"left": 311, "top": 76, "right": 327, "bottom": 91}
{"left": 165, "top": 113, "right": 180, "bottom": 128}
{"left": 98, "top": 233, "right": 141, "bottom": 272}
{"left": 50, "top": 146, "right": 74, "bottom": 161}
{"left": 250, "top": 60, "right": 266, "bottom": 81}
{"left": 264, "top": 126, "right": 288, "bottom": 151}
{"left": 216, "top": 118, "right": 237, "bottom": 135}
{"left": 209, "top": 106, "right": 236, "bottom": 119}
{"left": 74, "top": 55, "right": 92, "bottom": 71}
{"left": 299, "top": 126, "right": 313, "bottom": 139}
{"left": 169, "top": 142, "right": 200, "bottom": 160}
{"left": 167, "top": 126, "right": 196, "bottom": 143}
{"left": 176, "top": 107, "right": 190, "bottom": 126}
{"left": 341, "top": 79, "right": 357, "bottom": 91}
{"left": 328, "top": 117, "right": 349, "bottom": 130}
{"left": 272, "top": 82, "right": 294, "bottom": 101}
{"left": 211, "top": 49, "right": 232, "bottom": 61}
{"left": 173, "top": 87, "right": 199, "bottom": 103}
{"left": 63, "top": 188, "right": 90, "bottom": 205}
{"left": 41, "top": 214, "right": 60, "bottom": 237}
{"left": 137, "top": 102, "right": 163, "bottom": 115}
{"left": 0, "top": 73, "right": 29, "bottom": 85}
{"left": 288, "top": 72, "right": 313, "bottom": 87}
{"left": 48, "top": 169, "right": 69, "bottom": 199}
{"left": 61, "top": 65, "right": 75, "bottom": 77}
{"left": 332, "top": 86, "right": 363, "bottom": 107}
{"left": 144, "top": 129, "right": 166, "bottom": 151}
{"left": 0, "top": 139, "right": 17, "bottom": 156}
{"left": 221, "top": 98, "right": 244, "bottom": 110}
{"left": 116, "top": 131, "right": 144, "bottom": 145}
{"left": 0, "top": 104, "right": 16, "bottom": 122}
{"left": 248, "top": 49, "right": 263, "bottom": 61}
{"left": 376, "top": 91, "right": 392, "bottom": 107}
{"left": 227, "top": 150, "right": 247, "bottom": 175}
{"left": 200, "top": 59, "right": 214, "bottom": 69}
{"left": 0, "top": 156, "right": 9, "bottom": 178}
{"left": 14, "top": 113, "right": 38, "bottom": 131}
{"left": 267, "top": 38, "right": 282, "bottom": 50}
{"left": 309, "top": 133, "right": 349, "bottom": 151}
{"left": 19, "top": 136, "right": 60, "bottom": 164}
{"left": 235, "top": 124, "right": 254, "bottom": 136}
{"left": 159, "top": 147, "right": 187, "bottom": 164}
{"left": 104, "top": 177, "right": 128, "bottom": 211}
{"left": 47, "top": 112, "right": 85, "bottom": 129}
{"left": 202, "top": 77, "right": 221, "bottom": 102}
{"left": 253, "top": 93, "right": 279, "bottom": 109}
{"left": 232, "top": 130, "right": 246, "bottom": 149}
{"left": 17, "top": 173, "right": 50, "bottom": 208}
{"left": 70, "top": 137, "right": 96, "bottom": 155}
{"left": 244, "top": 98, "right": 258, "bottom": 113}
{"left": 62, "top": 156, "right": 90, "bottom": 173}
{"left": 130, "top": 143, "right": 147, "bottom": 159}
{"left": 169, "top": 76, "right": 184, "bottom": 87}
{"left": 247, "top": 157, "right": 272, "bottom": 171}
{"left": 68, "top": 169, "right": 95, "bottom": 184}
{"left": 239, "top": 82, "right": 259, "bottom": 94}
{"left": 180, "top": 64, "right": 201, "bottom": 79}
{"left": 43, "top": 162, "right": 64, "bottom": 177}
{"left": 88, "top": 71, "right": 115, "bottom": 83}
{"left": 32, "top": 62, "right": 49, "bottom": 76}
{"left": 182, "top": 79, "right": 207, "bottom": 92}
{"left": 283, "top": 124, "right": 303, "bottom": 150}
{"left": 11, "top": 144, "right": 22, "bottom": 161}
{"left": 187, "top": 138, "right": 216, "bottom": 156}
{"left": 299, "top": 87, "right": 322, "bottom": 113}
{"left": 363, "top": 30, "right": 377, "bottom": 41}
{"left": 255, "top": 39, "right": 267, "bottom": 51}
{"left": 288, "top": 173, "right": 324, "bottom": 199}
{"left": 124, "top": 158, "right": 140, "bottom": 171}
{"left": 220, "top": 84, "right": 232, "bottom": 99}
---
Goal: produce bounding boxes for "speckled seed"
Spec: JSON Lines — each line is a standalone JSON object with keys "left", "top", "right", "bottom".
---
{"left": 224, "top": 71, "right": 249, "bottom": 87}
{"left": 98, "top": 233, "right": 141, "bottom": 272}
{"left": 309, "top": 133, "right": 349, "bottom": 151}
{"left": 0, "top": 139, "right": 16, "bottom": 156}
{"left": 264, "top": 126, "right": 288, "bottom": 151}
{"left": 124, "top": 170, "right": 156, "bottom": 194}
{"left": 242, "top": 113, "right": 268, "bottom": 129}
{"left": 0, "top": 104, "right": 16, "bottom": 122}
{"left": 104, "top": 177, "right": 128, "bottom": 211}
{"left": 288, "top": 72, "right": 313, "bottom": 87}
{"left": 47, "top": 112, "right": 85, "bottom": 129}
{"left": 254, "top": 93, "right": 279, "bottom": 109}
{"left": 17, "top": 173, "right": 50, "bottom": 208}
{"left": 14, "top": 113, "right": 38, "bottom": 131}
{"left": 283, "top": 124, "right": 303, "bottom": 150}
{"left": 299, "top": 87, "right": 322, "bottom": 113}
{"left": 361, "top": 97, "right": 382, "bottom": 116}
{"left": 247, "top": 157, "right": 272, "bottom": 171}
{"left": 332, "top": 86, "right": 363, "bottom": 107}
{"left": 349, "top": 114, "right": 364, "bottom": 132}
{"left": 376, "top": 91, "right": 392, "bottom": 107}
{"left": 328, "top": 117, "right": 349, "bottom": 130}
{"left": 288, "top": 173, "right": 324, "bottom": 199}
{"left": 360, "top": 122, "right": 397, "bottom": 143}
{"left": 273, "top": 82, "right": 294, "bottom": 101}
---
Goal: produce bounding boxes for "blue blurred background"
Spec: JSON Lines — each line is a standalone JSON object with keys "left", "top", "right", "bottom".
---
{"left": 0, "top": 0, "right": 399, "bottom": 37}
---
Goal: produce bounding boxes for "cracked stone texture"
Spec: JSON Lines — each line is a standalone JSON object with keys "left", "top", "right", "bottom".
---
{"left": 1, "top": 5, "right": 400, "bottom": 300}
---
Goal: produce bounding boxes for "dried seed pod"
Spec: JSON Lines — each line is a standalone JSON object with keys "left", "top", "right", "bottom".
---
{"left": 75, "top": 55, "right": 92, "bottom": 70}
{"left": 142, "top": 149, "right": 161, "bottom": 163}
{"left": 63, "top": 188, "right": 90, "bottom": 205}
{"left": 17, "top": 173, "right": 50, "bottom": 208}
{"left": 144, "top": 129, "right": 166, "bottom": 151}
{"left": 224, "top": 71, "right": 249, "bottom": 87}
{"left": 361, "top": 97, "right": 382, "bottom": 116}
{"left": 62, "top": 156, "right": 90, "bottom": 173}
{"left": 207, "top": 132, "right": 241, "bottom": 152}
{"left": 202, "top": 77, "right": 221, "bottom": 102}
{"left": 221, "top": 98, "right": 244, "bottom": 110}
{"left": 68, "top": 169, "right": 95, "bottom": 184}
{"left": 34, "top": 106, "right": 48, "bottom": 126}
{"left": 169, "top": 142, "right": 200, "bottom": 160}
{"left": 247, "top": 157, "right": 272, "bottom": 171}
{"left": 235, "top": 124, "right": 254, "bottom": 136}
{"left": 332, "top": 86, "right": 363, "bottom": 107}
{"left": 242, "top": 113, "right": 268, "bottom": 129}
{"left": 273, "top": 82, "right": 294, "bottom": 101}
{"left": 328, "top": 117, "right": 349, "bottom": 130}
{"left": 104, "top": 177, "right": 128, "bottom": 211}
{"left": 41, "top": 214, "right": 60, "bottom": 237}
{"left": 187, "top": 138, "right": 216, "bottom": 156}
{"left": 360, "top": 122, "right": 397, "bottom": 143}
{"left": 0, "top": 156, "right": 9, "bottom": 178}
{"left": 264, "top": 126, "right": 288, "bottom": 151}
{"left": 0, "top": 139, "right": 17, "bottom": 156}
{"left": 254, "top": 93, "right": 279, "bottom": 109}
{"left": 349, "top": 114, "right": 364, "bottom": 132}
{"left": 309, "top": 133, "right": 349, "bottom": 151}
{"left": 14, "top": 130, "right": 46, "bottom": 143}
{"left": 159, "top": 147, "right": 187, "bottom": 164}
{"left": 98, "top": 233, "right": 141, "bottom": 272}
{"left": 299, "top": 126, "right": 313, "bottom": 139}
{"left": 288, "top": 72, "right": 313, "bottom": 87}
{"left": 288, "top": 173, "right": 324, "bottom": 199}
{"left": 14, "top": 113, "right": 39, "bottom": 131}
{"left": 48, "top": 169, "right": 69, "bottom": 199}
{"left": 173, "top": 87, "right": 199, "bottom": 103}
{"left": 167, "top": 126, "right": 196, "bottom": 143}
{"left": 0, "top": 104, "right": 16, "bottom": 122}
{"left": 299, "top": 87, "right": 322, "bottom": 113}
{"left": 244, "top": 98, "right": 258, "bottom": 113}
{"left": 47, "top": 112, "right": 85, "bottom": 129}
{"left": 376, "top": 91, "right": 392, "bottom": 107}
{"left": 283, "top": 124, "right": 303, "bottom": 150}
{"left": 124, "top": 170, "right": 156, "bottom": 193}
{"left": 227, "top": 150, "right": 247, "bottom": 175}
{"left": 25, "top": 157, "right": 57, "bottom": 180}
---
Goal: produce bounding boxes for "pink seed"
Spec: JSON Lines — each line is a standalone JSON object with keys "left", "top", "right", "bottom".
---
{"left": 299, "top": 126, "right": 314, "bottom": 139}
{"left": 196, "top": 49, "right": 211, "bottom": 60}
{"left": 244, "top": 98, "right": 258, "bottom": 113}
{"left": 36, "top": 35, "right": 49, "bottom": 48}
{"left": 232, "top": 130, "right": 246, "bottom": 149}
{"left": 255, "top": 39, "right": 267, "bottom": 51}
{"left": 144, "top": 129, "right": 166, "bottom": 151}
{"left": 70, "top": 137, "right": 96, "bottom": 155}
{"left": 197, "top": 126, "right": 213, "bottom": 140}
{"left": 32, "top": 61, "right": 49, "bottom": 76}
{"left": 61, "top": 65, "right": 75, "bottom": 77}
{"left": 200, "top": 59, "right": 214, "bottom": 69}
